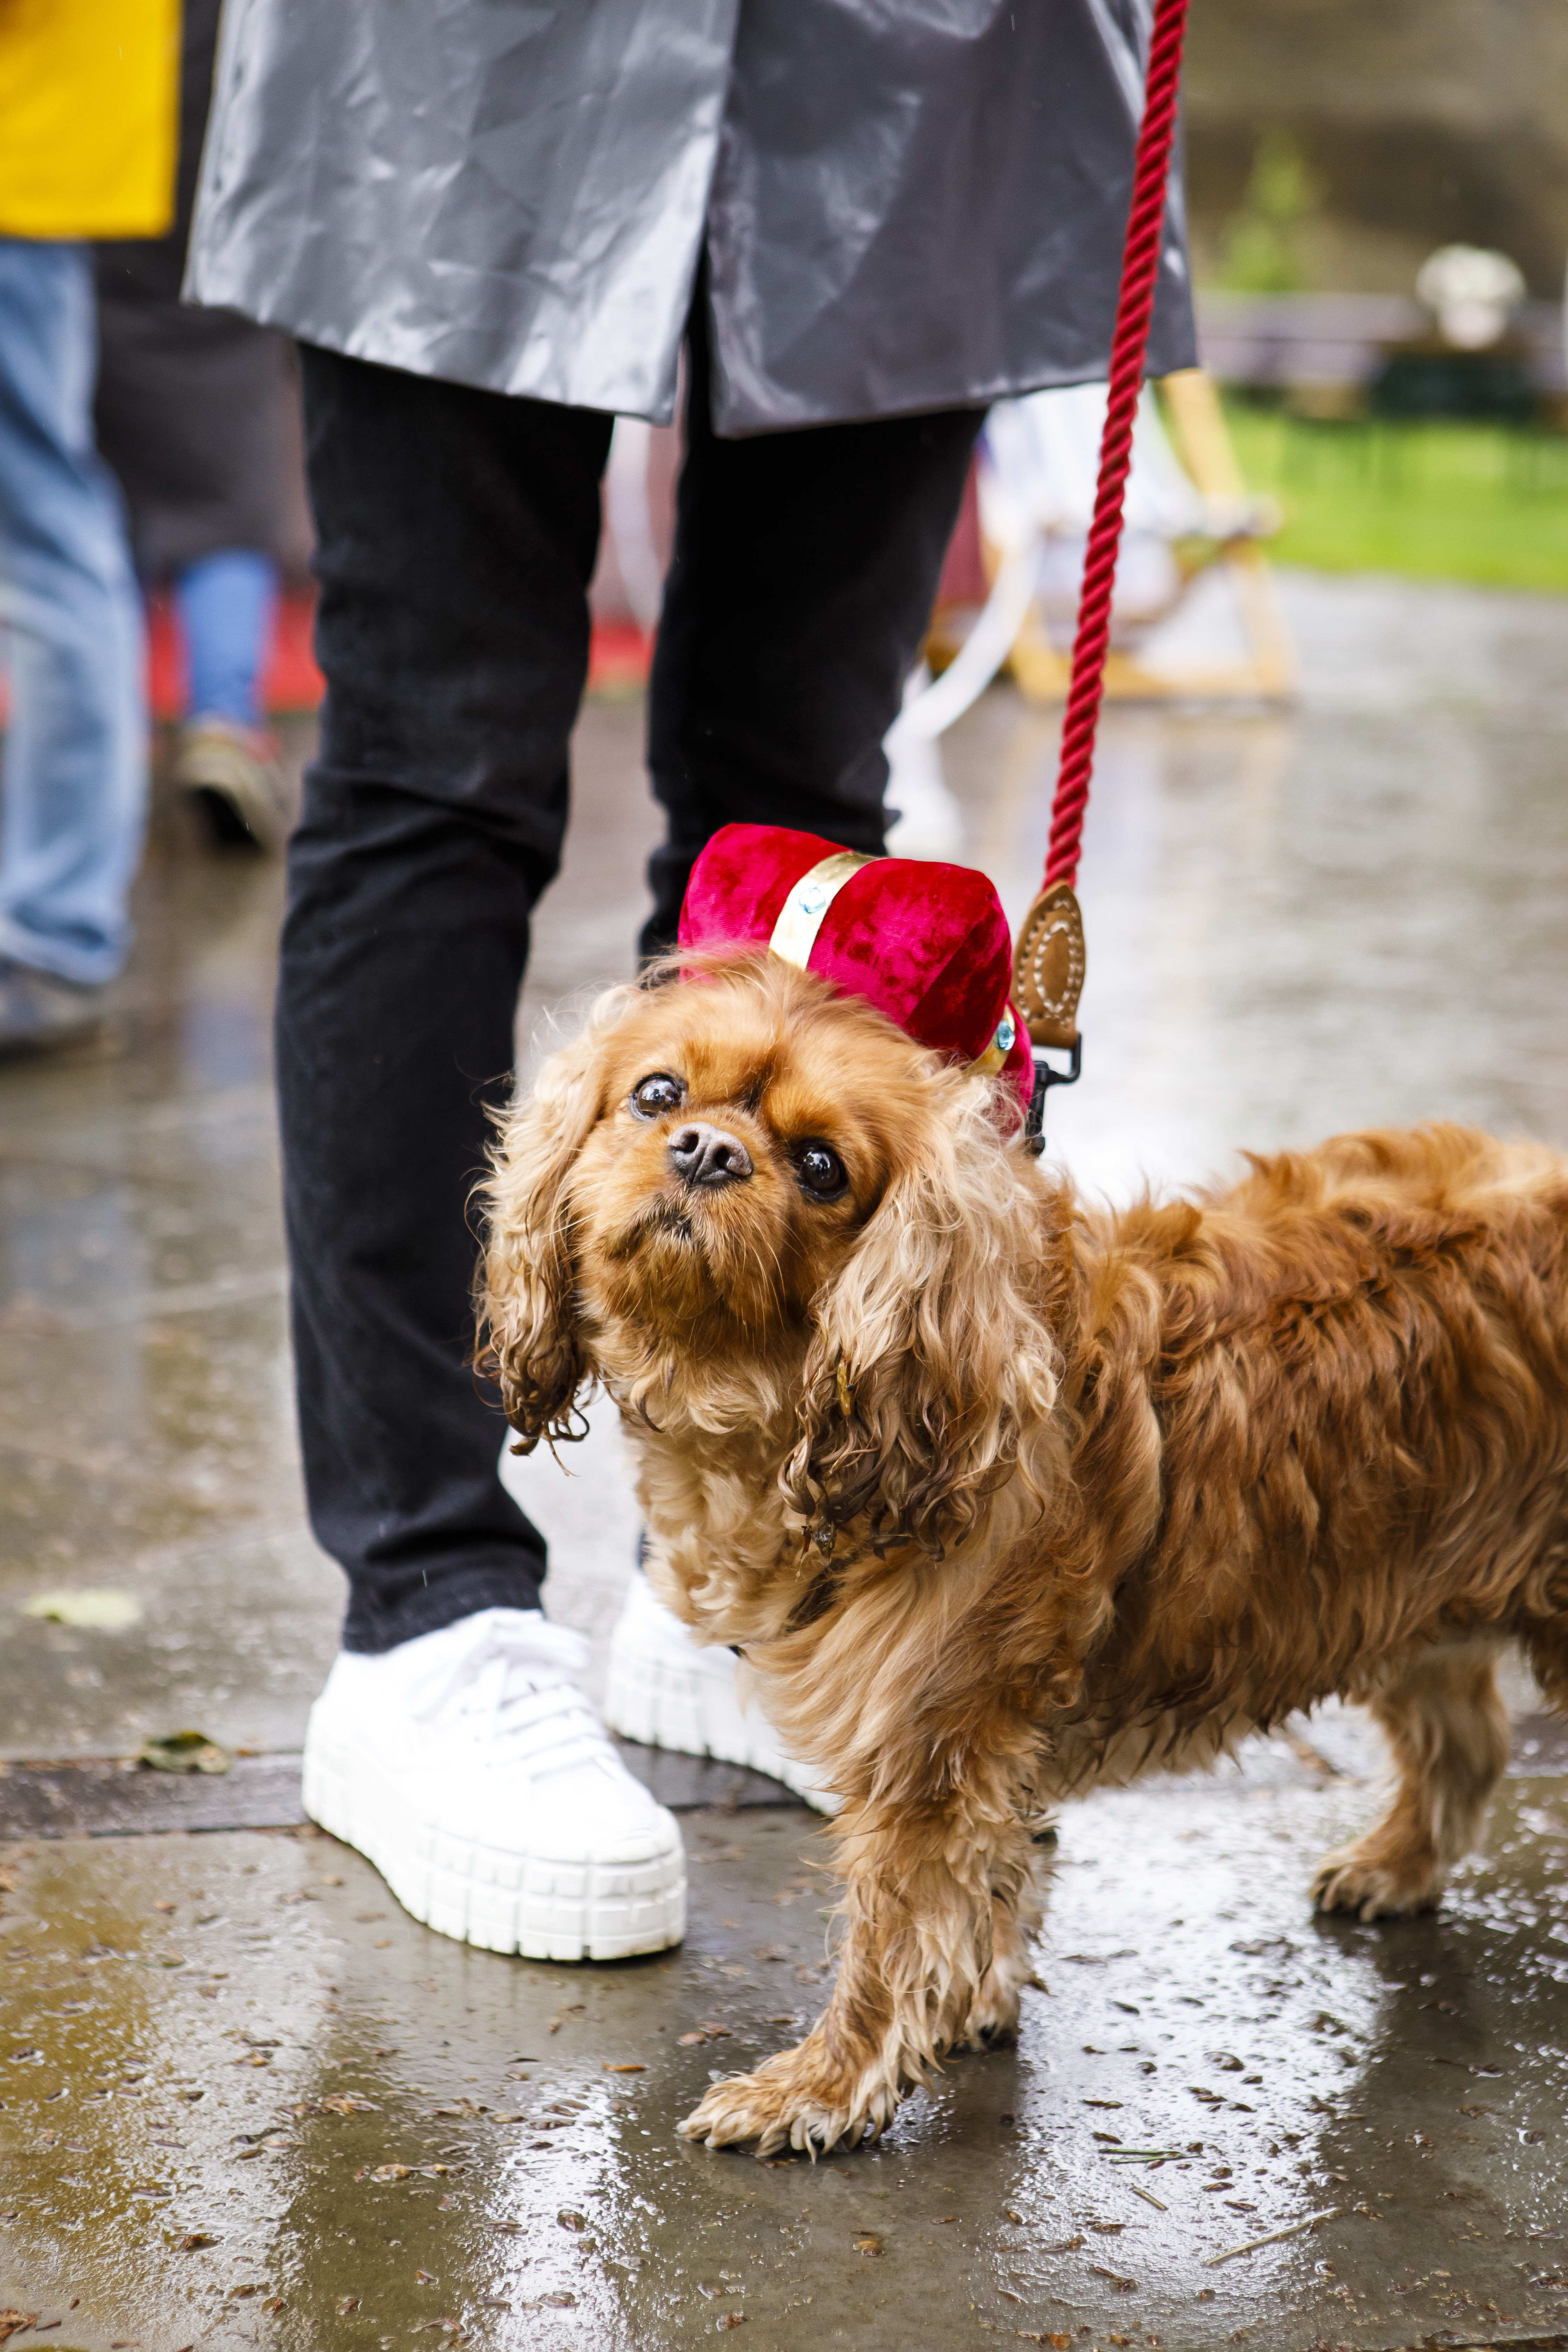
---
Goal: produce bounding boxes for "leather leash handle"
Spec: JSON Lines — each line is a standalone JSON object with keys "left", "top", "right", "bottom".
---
{"left": 1014, "top": 882, "right": 1086, "bottom": 1053}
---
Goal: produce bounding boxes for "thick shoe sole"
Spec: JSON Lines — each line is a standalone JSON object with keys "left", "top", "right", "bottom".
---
{"left": 606, "top": 1601, "right": 838, "bottom": 1811}
{"left": 606, "top": 1631, "right": 779, "bottom": 1771}
{"left": 301, "top": 1718, "right": 686, "bottom": 1963}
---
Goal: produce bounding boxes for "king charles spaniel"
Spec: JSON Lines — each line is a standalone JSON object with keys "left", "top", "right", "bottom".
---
{"left": 479, "top": 949, "right": 1568, "bottom": 2156}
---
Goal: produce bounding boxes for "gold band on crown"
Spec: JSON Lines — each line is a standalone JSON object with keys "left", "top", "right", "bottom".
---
{"left": 767, "top": 851, "right": 878, "bottom": 969}
{"left": 769, "top": 851, "right": 1018, "bottom": 1087}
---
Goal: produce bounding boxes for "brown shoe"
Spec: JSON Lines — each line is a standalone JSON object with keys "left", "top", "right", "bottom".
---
{"left": 173, "top": 717, "right": 288, "bottom": 854}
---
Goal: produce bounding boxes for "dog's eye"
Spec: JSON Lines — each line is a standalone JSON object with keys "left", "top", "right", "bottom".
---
{"left": 794, "top": 1142, "right": 847, "bottom": 1200}
{"left": 630, "top": 1072, "right": 685, "bottom": 1119}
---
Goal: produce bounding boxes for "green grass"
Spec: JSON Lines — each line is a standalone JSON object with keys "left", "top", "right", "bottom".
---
{"left": 1220, "top": 401, "right": 1568, "bottom": 593}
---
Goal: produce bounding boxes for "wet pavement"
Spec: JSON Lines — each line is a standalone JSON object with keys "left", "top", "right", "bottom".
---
{"left": 3, "top": 572, "right": 1568, "bottom": 2348}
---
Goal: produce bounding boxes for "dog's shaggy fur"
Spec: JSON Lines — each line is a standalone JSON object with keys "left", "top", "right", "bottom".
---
{"left": 479, "top": 952, "right": 1568, "bottom": 2156}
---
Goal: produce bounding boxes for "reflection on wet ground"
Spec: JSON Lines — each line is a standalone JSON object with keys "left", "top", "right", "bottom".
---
{"left": 4, "top": 1776, "right": 1567, "bottom": 2349}
{"left": 2, "top": 575, "right": 1568, "bottom": 2346}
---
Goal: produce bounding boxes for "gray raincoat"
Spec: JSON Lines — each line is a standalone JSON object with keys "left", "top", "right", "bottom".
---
{"left": 188, "top": 0, "right": 1195, "bottom": 435}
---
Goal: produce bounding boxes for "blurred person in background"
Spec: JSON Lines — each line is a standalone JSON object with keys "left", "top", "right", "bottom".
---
{"left": 187, "top": 0, "right": 1196, "bottom": 1958}
{"left": 96, "top": 0, "right": 296, "bottom": 855}
{"left": 0, "top": 0, "right": 177, "bottom": 1055}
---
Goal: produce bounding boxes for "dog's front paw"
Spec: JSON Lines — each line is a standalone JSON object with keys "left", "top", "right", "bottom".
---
{"left": 679, "top": 2031, "right": 901, "bottom": 2157}
{"left": 1311, "top": 1840, "right": 1441, "bottom": 1921}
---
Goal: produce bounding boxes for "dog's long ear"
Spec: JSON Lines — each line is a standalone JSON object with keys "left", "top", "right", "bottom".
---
{"left": 783, "top": 1093, "right": 1064, "bottom": 1560}
{"left": 476, "top": 993, "right": 628, "bottom": 1452}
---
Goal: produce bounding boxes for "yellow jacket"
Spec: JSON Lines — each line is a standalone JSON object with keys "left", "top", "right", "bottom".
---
{"left": 0, "top": 0, "right": 179, "bottom": 239}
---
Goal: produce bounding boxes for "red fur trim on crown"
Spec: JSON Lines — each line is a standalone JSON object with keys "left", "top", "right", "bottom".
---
{"left": 679, "top": 824, "right": 1033, "bottom": 1112}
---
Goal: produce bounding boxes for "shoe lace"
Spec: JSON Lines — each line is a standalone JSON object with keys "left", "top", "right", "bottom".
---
{"left": 404, "top": 1614, "right": 612, "bottom": 1779}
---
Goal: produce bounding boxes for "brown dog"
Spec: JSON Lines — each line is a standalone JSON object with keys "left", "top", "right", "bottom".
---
{"left": 480, "top": 951, "right": 1568, "bottom": 2156}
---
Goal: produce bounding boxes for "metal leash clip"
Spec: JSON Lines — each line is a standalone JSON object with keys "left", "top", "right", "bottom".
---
{"left": 1023, "top": 1034, "right": 1083, "bottom": 1157}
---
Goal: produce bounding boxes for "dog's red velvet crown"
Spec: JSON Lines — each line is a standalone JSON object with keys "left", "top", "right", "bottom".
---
{"left": 677, "top": 823, "right": 1034, "bottom": 1111}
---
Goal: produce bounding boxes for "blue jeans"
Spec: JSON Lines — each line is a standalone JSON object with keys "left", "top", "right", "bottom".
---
{"left": 176, "top": 547, "right": 279, "bottom": 728}
{"left": 0, "top": 240, "right": 146, "bottom": 985}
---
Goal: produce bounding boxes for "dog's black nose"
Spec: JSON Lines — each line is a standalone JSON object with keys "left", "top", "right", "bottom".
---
{"left": 668, "top": 1122, "right": 753, "bottom": 1189}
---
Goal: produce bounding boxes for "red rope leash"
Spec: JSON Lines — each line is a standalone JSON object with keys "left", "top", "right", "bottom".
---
{"left": 1043, "top": 0, "right": 1192, "bottom": 892}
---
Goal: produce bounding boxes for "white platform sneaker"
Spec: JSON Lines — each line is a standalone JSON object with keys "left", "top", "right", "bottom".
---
{"left": 605, "top": 1566, "right": 838, "bottom": 1812}
{"left": 302, "top": 1607, "right": 686, "bottom": 1961}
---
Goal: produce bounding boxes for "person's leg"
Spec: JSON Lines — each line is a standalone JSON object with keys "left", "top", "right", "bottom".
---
{"left": 287, "top": 348, "right": 684, "bottom": 1962}
{"left": 285, "top": 344, "right": 613, "bottom": 1652}
{"left": 0, "top": 239, "right": 146, "bottom": 995}
{"left": 175, "top": 547, "right": 279, "bottom": 725}
{"left": 641, "top": 301, "right": 983, "bottom": 953}
{"left": 171, "top": 546, "right": 287, "bottom": 852}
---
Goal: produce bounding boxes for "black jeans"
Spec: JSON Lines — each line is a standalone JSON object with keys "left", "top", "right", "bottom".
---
{"left": 284, "top": 327, "right": 981, "bottom": 1651}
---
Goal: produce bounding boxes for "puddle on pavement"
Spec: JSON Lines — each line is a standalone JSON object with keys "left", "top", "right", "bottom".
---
{"left": 2, "top": 1769, "right": 1565, "bottom": 2352}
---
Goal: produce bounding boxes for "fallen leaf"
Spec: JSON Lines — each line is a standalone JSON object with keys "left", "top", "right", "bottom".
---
{"left": 416, "top": 2269, "right": 438, "bottom": 2284}
{"left": 853, "top": 2233, "right": 883, "bottom": 2255}
{"left": 0, "top": 2320, "right": 38, "bottom": 2348}
{"left": 603, "top": 2062, "right": 646, "bottom": 2073}
{"left": 320, "top": 2092, "right": 377, "bottom": 2114}
{"left": 177, "top": 2232, "right": 217, "bottom": 2250}
{"left": 717, "top": 2319, "right": 747, "bottom": 2333}
{"left": 538, "top": 2292, "right": 576, "bottom": 2308}
{"left": 337, "top": 2297, "right": 360, "bottom": 2315}
{"left": 138, "top": 1730, "right": 230, "bottom": 1777}
{"left": 558, "top": 2208, "right": 588, "bottom": 2231}
{"left": 1088, "top": 2266, "right": 1136, "bottom": 2291}
{"left": 23, "top": 1587, "right": 140, "bottom": 1630}
{"left": 372, "top": 2164, "right": 411, "bottom": 2182}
